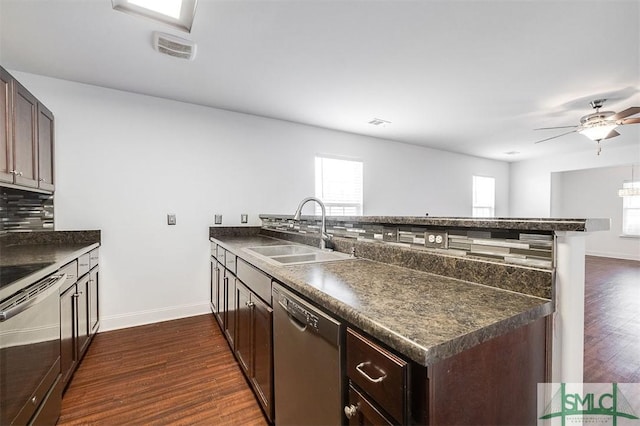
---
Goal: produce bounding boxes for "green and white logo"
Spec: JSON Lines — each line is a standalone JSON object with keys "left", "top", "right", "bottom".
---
{"left": 538, "top": 383, "right": 640, "bottom": 426}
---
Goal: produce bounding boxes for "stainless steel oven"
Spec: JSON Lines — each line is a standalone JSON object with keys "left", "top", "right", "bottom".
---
{"left": 0, "top": 273, "right": 66, "bottom": 425}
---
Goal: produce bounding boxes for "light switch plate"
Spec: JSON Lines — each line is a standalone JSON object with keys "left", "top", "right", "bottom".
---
{"left": 241, "top": 214, "right": 248, "bottom": 224}
{"left": 167, "top": 214, "right": 176, "bottom": 225}
{"left": 214, "top": 214, "right": 223, "bottom": 225}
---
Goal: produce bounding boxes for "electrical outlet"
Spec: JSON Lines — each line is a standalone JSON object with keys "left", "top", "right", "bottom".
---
{"left": 241, "top": 214, "right": 248, "bottom": 224}
{"left": 214, "top": 214, "right": 223, "bottom": 225}
{"left": 425, "top": 231, "right": 448, "bottom": 249}
{"left": 167, "top": 214, "right": 176, "bottom": 225}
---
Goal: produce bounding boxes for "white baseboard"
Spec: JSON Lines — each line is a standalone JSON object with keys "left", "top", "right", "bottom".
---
{"left": 586, "top": 250, "right": 640, "bottom": 262}
{"left": 99, "top": 302, "right": 211, "bottom": 332}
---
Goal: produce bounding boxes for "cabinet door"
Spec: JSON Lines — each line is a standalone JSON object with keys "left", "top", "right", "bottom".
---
{"left": 210, "top": 259, "right": 218, "bottom": 314}
{"left": 215, "top": 264, "right": 225, "bottom": 328}
{"left": 251, "top": 295, "right": 273, "bottom": 421}
{"left": 225, "top": 275, "right": 236, "bottom": 349}
{"left": 0, "top": 67, "right": 12, "bottom": 183}
{"left": 235, "top": 281, "right": 252, "bottom": 376}
{"left": 346, "top": 385, "right": 394, "bottom": 426}
{"left": 76, "top": 274, "right": 90, "bottom": 358}
{"left": 12, "top": 80, "right": 38, "bottom": 188}
{"left": 37, "top": 103, "right": 54, "bottom": 191}
{"left": 60, "top": 284, "right": 78, "bottom": 389}
{"left": 88, "top": 268, "right": 99, "bottom": 336}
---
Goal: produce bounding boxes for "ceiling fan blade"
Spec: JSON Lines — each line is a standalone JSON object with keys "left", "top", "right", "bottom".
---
{"left": 533, "top": 129, "right": 577, "bottom": 144}
{"left": 604, "top": 130, "right": 620, "bottom": 140}
{"left": 619, "top": 117, "right": 640, "bottom": 125}
{"left": 610, "top": 106, "right": 640, "bottom": 121}
{"left": 534, "top": 125, "right": 578, "bottom": 130}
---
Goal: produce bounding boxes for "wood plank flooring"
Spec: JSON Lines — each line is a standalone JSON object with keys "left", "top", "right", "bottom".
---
{"left": 57, "top": 255, "right": 639, "bottom": 425}
{"left": 584, "top": 255, "right": 640, "bottom": 383}
{"left": 57, "top": 314, "right": 267, "bottom": 425}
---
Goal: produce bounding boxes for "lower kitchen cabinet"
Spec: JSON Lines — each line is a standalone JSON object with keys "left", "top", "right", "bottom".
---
{"left": 234, "top": 280, "right": 274, "bottom": 422}
{"left": 346, "top": 385, "right": 394, "bottom": 426}
{"left": 59, "top": 262, "right": 79, "bottom": 389}
{"left": 345, "top": 327, "right": 410, "bottom": 425}
{"left": 59, "top": 247, "right": 100, "bottom": 392}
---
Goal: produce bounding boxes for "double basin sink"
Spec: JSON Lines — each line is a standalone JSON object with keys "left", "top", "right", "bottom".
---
{"left": 243, "top": 244, "right": 353, "bottom": 266}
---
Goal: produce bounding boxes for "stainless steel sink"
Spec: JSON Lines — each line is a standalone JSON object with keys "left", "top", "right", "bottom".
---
{"left": 243, "top": 245, "right": 353, "bottom": 266}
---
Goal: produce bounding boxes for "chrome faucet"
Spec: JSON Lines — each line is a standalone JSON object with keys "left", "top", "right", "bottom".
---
{"left": 293, "top": 197, "right": 332, "bottom": 250}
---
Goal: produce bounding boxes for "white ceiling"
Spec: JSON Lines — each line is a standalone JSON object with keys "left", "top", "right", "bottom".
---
{"left": 1, "top": 0, "right": 638, "bottom": 162}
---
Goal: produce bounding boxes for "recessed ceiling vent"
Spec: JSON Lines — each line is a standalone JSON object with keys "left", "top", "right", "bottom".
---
{"left": 368, "top": 118, "right": 391, "bottom": 126}
{"left": 153, "top": 32, "right": 196, "bottom": 60}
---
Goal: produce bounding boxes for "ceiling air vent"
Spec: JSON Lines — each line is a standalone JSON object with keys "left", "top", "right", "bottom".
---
{"left": 153, "top": 32, "right": 196, "bottom": 60}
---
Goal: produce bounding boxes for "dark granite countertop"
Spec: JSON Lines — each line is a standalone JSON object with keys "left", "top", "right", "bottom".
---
{"left": 211, "top": 234, "right": 553, "bottom": 366}
{"left": 259, "top": 214, "right": 610, "bottom": 232}
{"left": 0, "top": 231, "right": 100, "bottom": 300}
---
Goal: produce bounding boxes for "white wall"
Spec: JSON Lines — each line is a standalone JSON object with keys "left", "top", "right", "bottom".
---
{"left": 12, "top": 71, "right": 509, "bottom": 330}
{"left": 510, "top": 142, "right": 640, "bottom": 259}
{"left": 552, "top": 166, "right": 640, "bottom": 260}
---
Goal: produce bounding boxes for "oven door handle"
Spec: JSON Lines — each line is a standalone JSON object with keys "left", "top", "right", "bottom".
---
{"left": 0, "top": 273, "right": 67, "bottom": 322}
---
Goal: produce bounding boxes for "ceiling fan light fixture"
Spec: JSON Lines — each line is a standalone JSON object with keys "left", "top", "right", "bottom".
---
{"left": 579, "top": 123, "right": 617, "bottom": 141}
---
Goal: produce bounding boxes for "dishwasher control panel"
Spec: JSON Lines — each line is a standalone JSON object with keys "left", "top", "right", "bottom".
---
{"left": 273, "top": 282, "right": 342, "bottom": 347}
{"left": 281, "top": 296, "right": 320, "bottom": 332}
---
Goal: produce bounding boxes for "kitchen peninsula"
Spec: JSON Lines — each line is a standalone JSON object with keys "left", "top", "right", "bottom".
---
{"left": 210, "top": 214, "right": 608, "bottom": 424}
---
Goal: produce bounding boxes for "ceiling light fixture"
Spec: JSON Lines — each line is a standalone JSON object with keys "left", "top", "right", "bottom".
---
{"left": 112, "top": 0, "right": 198, "bottom": 33}
{"left": 578, "top": 123, "right": 618, "bottom": 142}
{"left": 618, "top": 164, "right": 640, "bottom": 197}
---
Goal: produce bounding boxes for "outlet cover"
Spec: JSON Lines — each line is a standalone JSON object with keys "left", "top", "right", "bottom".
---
{"left": 167, "top": 214, "right": 176, "bottom": 225}
{"left": 241, "top": 214, "right": 248, "bottom": 224}
{"left": 425, "top": 231, "right": 448, "bottom": 249}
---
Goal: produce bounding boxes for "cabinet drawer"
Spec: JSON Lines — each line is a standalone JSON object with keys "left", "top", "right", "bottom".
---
{"left": 58, "top": 260, "right": 78, "bottom": 293}
{"left": 236, "top": 258, "right": 272, "bottom": 305}
{"left": 225, "top": 252, "right": 236, "bottom": 274}
{"left": 78, "top": 253, "right": 91, "bottom": 277}
{"left": 346, "top": 385, "right": 394, "bottom": 426}
{"left": 346, "top": 328, "right": 408, "bottom": 423}
{"left": 211, "top": 241, "right": 217, "bottom": 258}
{"left": 216, "top": 246, "right": 226, "bottom": 264}
{"left": 89, "top": 248, "right": 99, "bottom": 269}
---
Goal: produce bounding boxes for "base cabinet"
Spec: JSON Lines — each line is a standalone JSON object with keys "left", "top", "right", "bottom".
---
{"left": 211, "top": 241, "right": 274, "bottom": 423}
{"left": 59, "top": 248, "right": 100, "bottom": 392}
{"left": 235, "top": 281, "right": 273, "bottom": 421}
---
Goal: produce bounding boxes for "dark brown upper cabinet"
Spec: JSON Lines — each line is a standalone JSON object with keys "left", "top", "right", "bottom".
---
{"left": 37, "top": 103, "right": 55, "bottom": 191}
{"left": 0, "top": 66, "right": 55, "bottom": 193}
{"left": 0, "top": 67, "right": 14, "bottom": 184}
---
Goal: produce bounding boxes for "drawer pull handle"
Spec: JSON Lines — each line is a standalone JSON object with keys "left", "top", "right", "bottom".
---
{"left": 356, "top": 361, "right": 387, "bottom": 383}
{"left": 344, "top": 403, "right": 359, "bottom": 419}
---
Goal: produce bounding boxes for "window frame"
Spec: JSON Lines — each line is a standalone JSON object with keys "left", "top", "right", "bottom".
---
{"left": 621, "top": 181, "right": 640, "bottom": 237}
{"left": 472, "top": 175, "right": 496, "bottom": 218}
{"left": 314, "top": 155, "right": 364, "bottom": 217}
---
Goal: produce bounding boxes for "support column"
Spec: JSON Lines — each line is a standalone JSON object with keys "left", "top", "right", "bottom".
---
{"left": 552, "top": 231, "right": 586, "bottom": 383}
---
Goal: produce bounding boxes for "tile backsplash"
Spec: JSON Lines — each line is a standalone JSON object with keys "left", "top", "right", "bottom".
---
{"left": 261, "top": 216, "right": 554, "bottom": 269}
{"left": 0, "top": 187, "right": 54, "bottom": 232}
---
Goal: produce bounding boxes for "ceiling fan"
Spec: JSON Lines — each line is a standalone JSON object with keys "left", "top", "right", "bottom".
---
{"left": 533, "top": 99, "right": 640, "bottom": 155}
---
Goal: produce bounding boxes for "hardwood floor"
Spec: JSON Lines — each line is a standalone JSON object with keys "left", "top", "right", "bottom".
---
{"left": 58, "top": 314, "right": 267, "bottom": 426}
{"left": 584, "top": 255, "right": 640, "bottom": 383}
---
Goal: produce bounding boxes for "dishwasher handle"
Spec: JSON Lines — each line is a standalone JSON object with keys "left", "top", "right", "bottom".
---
{"left": 278, "top": 299, "right": 307, "bottom": 332}
{"left": 273, "top": 283, "right": 342, "bottom": 347}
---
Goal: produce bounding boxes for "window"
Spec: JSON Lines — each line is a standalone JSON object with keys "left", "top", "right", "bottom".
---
{"left": 472, "top": 176, "right": 495, "bottom": 217}
{"left": 622, "top": 181, "right": 640, "bottom": 236}
{"left": 315, "top": 156, "right": 363, "bottom": 216}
